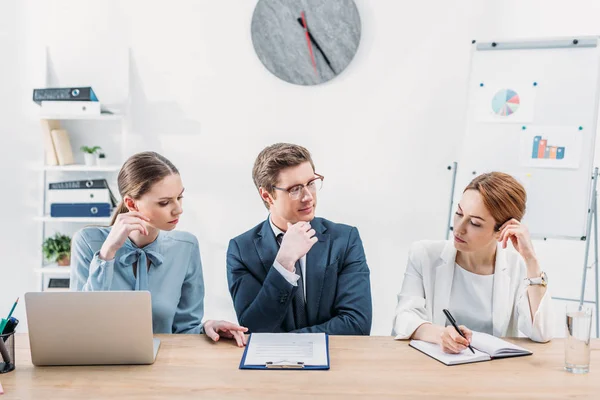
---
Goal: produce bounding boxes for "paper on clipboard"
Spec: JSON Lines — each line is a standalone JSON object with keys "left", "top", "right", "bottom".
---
{"left": 242, "top": 333, "right": 328, "bottom": 366}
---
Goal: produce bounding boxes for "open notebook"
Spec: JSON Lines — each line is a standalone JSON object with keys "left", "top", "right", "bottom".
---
{"left": 409, "top": 331, "right": 533, "bottom": 366}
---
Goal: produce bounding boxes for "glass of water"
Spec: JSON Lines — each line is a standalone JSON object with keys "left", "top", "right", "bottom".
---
{"left": 565, "top": 304, "right": 593, "bottom": 374}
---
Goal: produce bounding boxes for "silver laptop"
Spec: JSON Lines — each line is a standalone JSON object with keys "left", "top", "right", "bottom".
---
{"left": 25, "top": 291, "right": 160, "bottom": 366}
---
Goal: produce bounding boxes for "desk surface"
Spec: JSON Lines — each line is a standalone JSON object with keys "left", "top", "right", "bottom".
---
{"left": 0, "top": 334, "right": 598, "bottom": 399}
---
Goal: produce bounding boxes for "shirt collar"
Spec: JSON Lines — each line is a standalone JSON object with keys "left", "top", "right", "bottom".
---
{"left": 269, "top": 215, "right": 285, "bottom": 239}
{"left": 122, "top": 230, "right": 162, "bottom": 252}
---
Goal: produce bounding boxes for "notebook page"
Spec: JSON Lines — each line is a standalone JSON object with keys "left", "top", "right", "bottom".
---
{"left": 409, "top": 340, "right": 490, "bottom": 365}
{"left": 471, "top": 331, "right": 532, "bottom": 358}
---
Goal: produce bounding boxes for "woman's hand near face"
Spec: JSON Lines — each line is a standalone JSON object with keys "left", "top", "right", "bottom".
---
{"left": 498, "top": 219, "right": 536, "bottom": 262}
{"left": 498, "top": 220, "right": 547, "bottom": 322}
{"left": 99, "top": 212, "right": 150, "bottom": 261}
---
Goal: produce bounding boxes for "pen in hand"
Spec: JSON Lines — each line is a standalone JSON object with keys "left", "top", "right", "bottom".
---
{"left": 442, "top": 309, "right": 475, "bottom": 354}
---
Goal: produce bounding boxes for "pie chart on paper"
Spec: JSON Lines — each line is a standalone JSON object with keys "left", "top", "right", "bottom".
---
{"left": 491, "top": 89, "right": 520, "bottom": 116}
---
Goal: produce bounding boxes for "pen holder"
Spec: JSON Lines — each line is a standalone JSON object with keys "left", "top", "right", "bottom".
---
{"left": 0, "top": 330, "right": 15, "bottom": 373}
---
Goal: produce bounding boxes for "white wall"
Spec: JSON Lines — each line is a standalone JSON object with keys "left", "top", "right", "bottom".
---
{"left": 2, "top": 0, "right": 600, "bottom": 336}
{"left": 0, "top": 0, "right": 39, "bottom": 330}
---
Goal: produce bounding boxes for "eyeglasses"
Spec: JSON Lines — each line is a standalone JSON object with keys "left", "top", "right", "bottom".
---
{"left": 272, "top": 174, "right": 324, "bottom": 200}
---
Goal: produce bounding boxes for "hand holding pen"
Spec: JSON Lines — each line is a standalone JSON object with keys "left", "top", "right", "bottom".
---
{"left": 441, "top": 309, "right": 474, "bottom": 354}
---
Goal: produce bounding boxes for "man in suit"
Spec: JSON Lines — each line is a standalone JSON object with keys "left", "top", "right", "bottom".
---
{"left": 227, "top": 143, "right": 372, "bottom": 334}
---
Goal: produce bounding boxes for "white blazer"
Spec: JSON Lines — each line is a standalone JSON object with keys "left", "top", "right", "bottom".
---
{"left": 392, "top": 240, "right": 553, "bottom": 342}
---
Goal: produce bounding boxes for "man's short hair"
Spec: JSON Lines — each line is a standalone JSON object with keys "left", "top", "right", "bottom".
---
{"left": 252, "top": 143, "right": 315, "bottom": 209}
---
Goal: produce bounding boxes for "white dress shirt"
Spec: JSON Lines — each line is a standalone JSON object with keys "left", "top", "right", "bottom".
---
{"left": 448, "top": 263, "right": 494, "bottom": 335}
{"left": 270, "top": 218, "right": 307, "bottom": 297}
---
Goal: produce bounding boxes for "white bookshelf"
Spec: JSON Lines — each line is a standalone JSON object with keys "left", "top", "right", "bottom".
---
{"left": 41, "top": 165, "right": 121, "bottom": 172}
{"left": 35, "top": 216, "right": 112, "bottom": 223}
{"left": 36, "top": 265, "right": 71, "bottom": 296}
{"left": 36, "top": 46, "right": 130, "bottom": 292}
{"left": 39, "top": 113, "right": 122, "bottom": 121}
{"left": 36, "top": 265, "right": 71, "bottom": 274}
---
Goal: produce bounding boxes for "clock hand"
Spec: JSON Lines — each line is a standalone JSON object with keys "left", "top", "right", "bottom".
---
{"left": 300, "top": 11, "right": 318, "bottom": 77}
{"left": 296, "top": 18, "right": 336, "bottom": 75}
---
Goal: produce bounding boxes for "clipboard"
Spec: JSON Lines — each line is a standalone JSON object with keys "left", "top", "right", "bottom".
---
{"left": 239, "top": 333, "right": 330, "bottom": 370}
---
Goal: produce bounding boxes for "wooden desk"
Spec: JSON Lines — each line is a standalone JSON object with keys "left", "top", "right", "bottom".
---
{"left": 0, "top": 334, "right": 598, "bottom": 399}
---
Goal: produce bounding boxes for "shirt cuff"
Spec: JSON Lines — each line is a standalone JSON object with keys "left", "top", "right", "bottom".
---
{"left": 273, "top": 260, "right": 300, "bottom": 286}
{"left": 86, "top": 251, "right": 116, "bottom": 290}
{"left": 91, "top": 250, "right": 116, "bottom": 270}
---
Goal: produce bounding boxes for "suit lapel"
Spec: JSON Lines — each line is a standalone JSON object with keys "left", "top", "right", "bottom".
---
{"left": 433, "top": 242, "right": 457, "bottom": 326}
{"left": 492, "top": 244, "right": 511, "bottom": 337}
{"left": 305, "top": 218, "right": 330, "bottom": 326}
{"left": 253, "top": 218, "right": 279, "bottom": 275}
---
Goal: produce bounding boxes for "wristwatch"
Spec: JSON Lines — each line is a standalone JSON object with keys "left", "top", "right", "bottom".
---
{"left": 525, "top": 271, "right": 548, "bottom": 287}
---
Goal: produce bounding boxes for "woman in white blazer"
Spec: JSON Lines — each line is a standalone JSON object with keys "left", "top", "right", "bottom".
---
{"left": 393, "top": 172, "right": 553, "bottom": 353}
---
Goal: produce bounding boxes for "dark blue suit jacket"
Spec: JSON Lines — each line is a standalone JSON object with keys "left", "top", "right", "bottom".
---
{"left": 227, "top": 217, "right": 372, "bottom": 335}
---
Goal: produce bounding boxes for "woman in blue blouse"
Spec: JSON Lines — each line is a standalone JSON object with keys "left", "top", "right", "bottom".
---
{"left": 70, "top": 151, "right": 247, "bottom": 346}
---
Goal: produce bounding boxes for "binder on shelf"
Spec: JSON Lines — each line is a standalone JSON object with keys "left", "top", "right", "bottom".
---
{"left": 41, "top": 101, "right": 101, "bottom": 116}
{"left": 33, "top": 87, "right": 98, "bottom": 105}
{"left": 46, "top": 278, "right": 70, "bottom": 291}
{"left": 47, "top": 188, "right": 112, "bottom": 206}
{"left": 50, "top": 203, "right": 112, "bottom": 218}
{"left": 48, "top": 179, "right": 118, "bottom": 208}
{"left": 50, "top": 129, "right": 75, "bottom": 165}
{"left": 49, "top": 179, "right": 110, "bottom": 190}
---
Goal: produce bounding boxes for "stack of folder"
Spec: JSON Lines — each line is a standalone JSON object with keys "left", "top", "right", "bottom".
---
{"left": 34, "top": 87, "right": 100, "bottom": 116}
{"left": 48, "top": 179, "right": 117, "bottom": 218}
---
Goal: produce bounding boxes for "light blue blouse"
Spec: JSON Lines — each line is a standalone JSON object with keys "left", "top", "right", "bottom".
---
{"left": 69, "top": 226, "right": 204, "bottom": 334}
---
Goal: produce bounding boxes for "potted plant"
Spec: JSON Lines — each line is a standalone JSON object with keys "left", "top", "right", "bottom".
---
{"left": 81, "top": 145, "right": 102, "bottom": 166}
{"left": 42, "top": 233, "right": 71, "bottom": 266}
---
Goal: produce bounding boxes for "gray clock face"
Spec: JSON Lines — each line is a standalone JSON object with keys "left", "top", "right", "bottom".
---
{"left": 251, "top": 0, "right": 361, "bottom": 86}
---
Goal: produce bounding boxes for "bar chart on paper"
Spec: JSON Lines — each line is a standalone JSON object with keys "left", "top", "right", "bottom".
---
{"left": 520, "top": 127, "right": 581, "bottom": 170}
{"left": 532, "top": 136, "right": 565, "bottom": 160}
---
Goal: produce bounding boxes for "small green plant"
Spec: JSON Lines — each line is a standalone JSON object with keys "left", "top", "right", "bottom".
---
{"left": 80, "top": 146, "right": 102, "bottom": 154}
{"left": 42, "top": 233, "right": 71, "bottom": 265}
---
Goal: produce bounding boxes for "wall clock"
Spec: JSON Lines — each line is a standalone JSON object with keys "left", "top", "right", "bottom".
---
{"left": 251, "top": 0, "right": 362, "bottom": 86}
